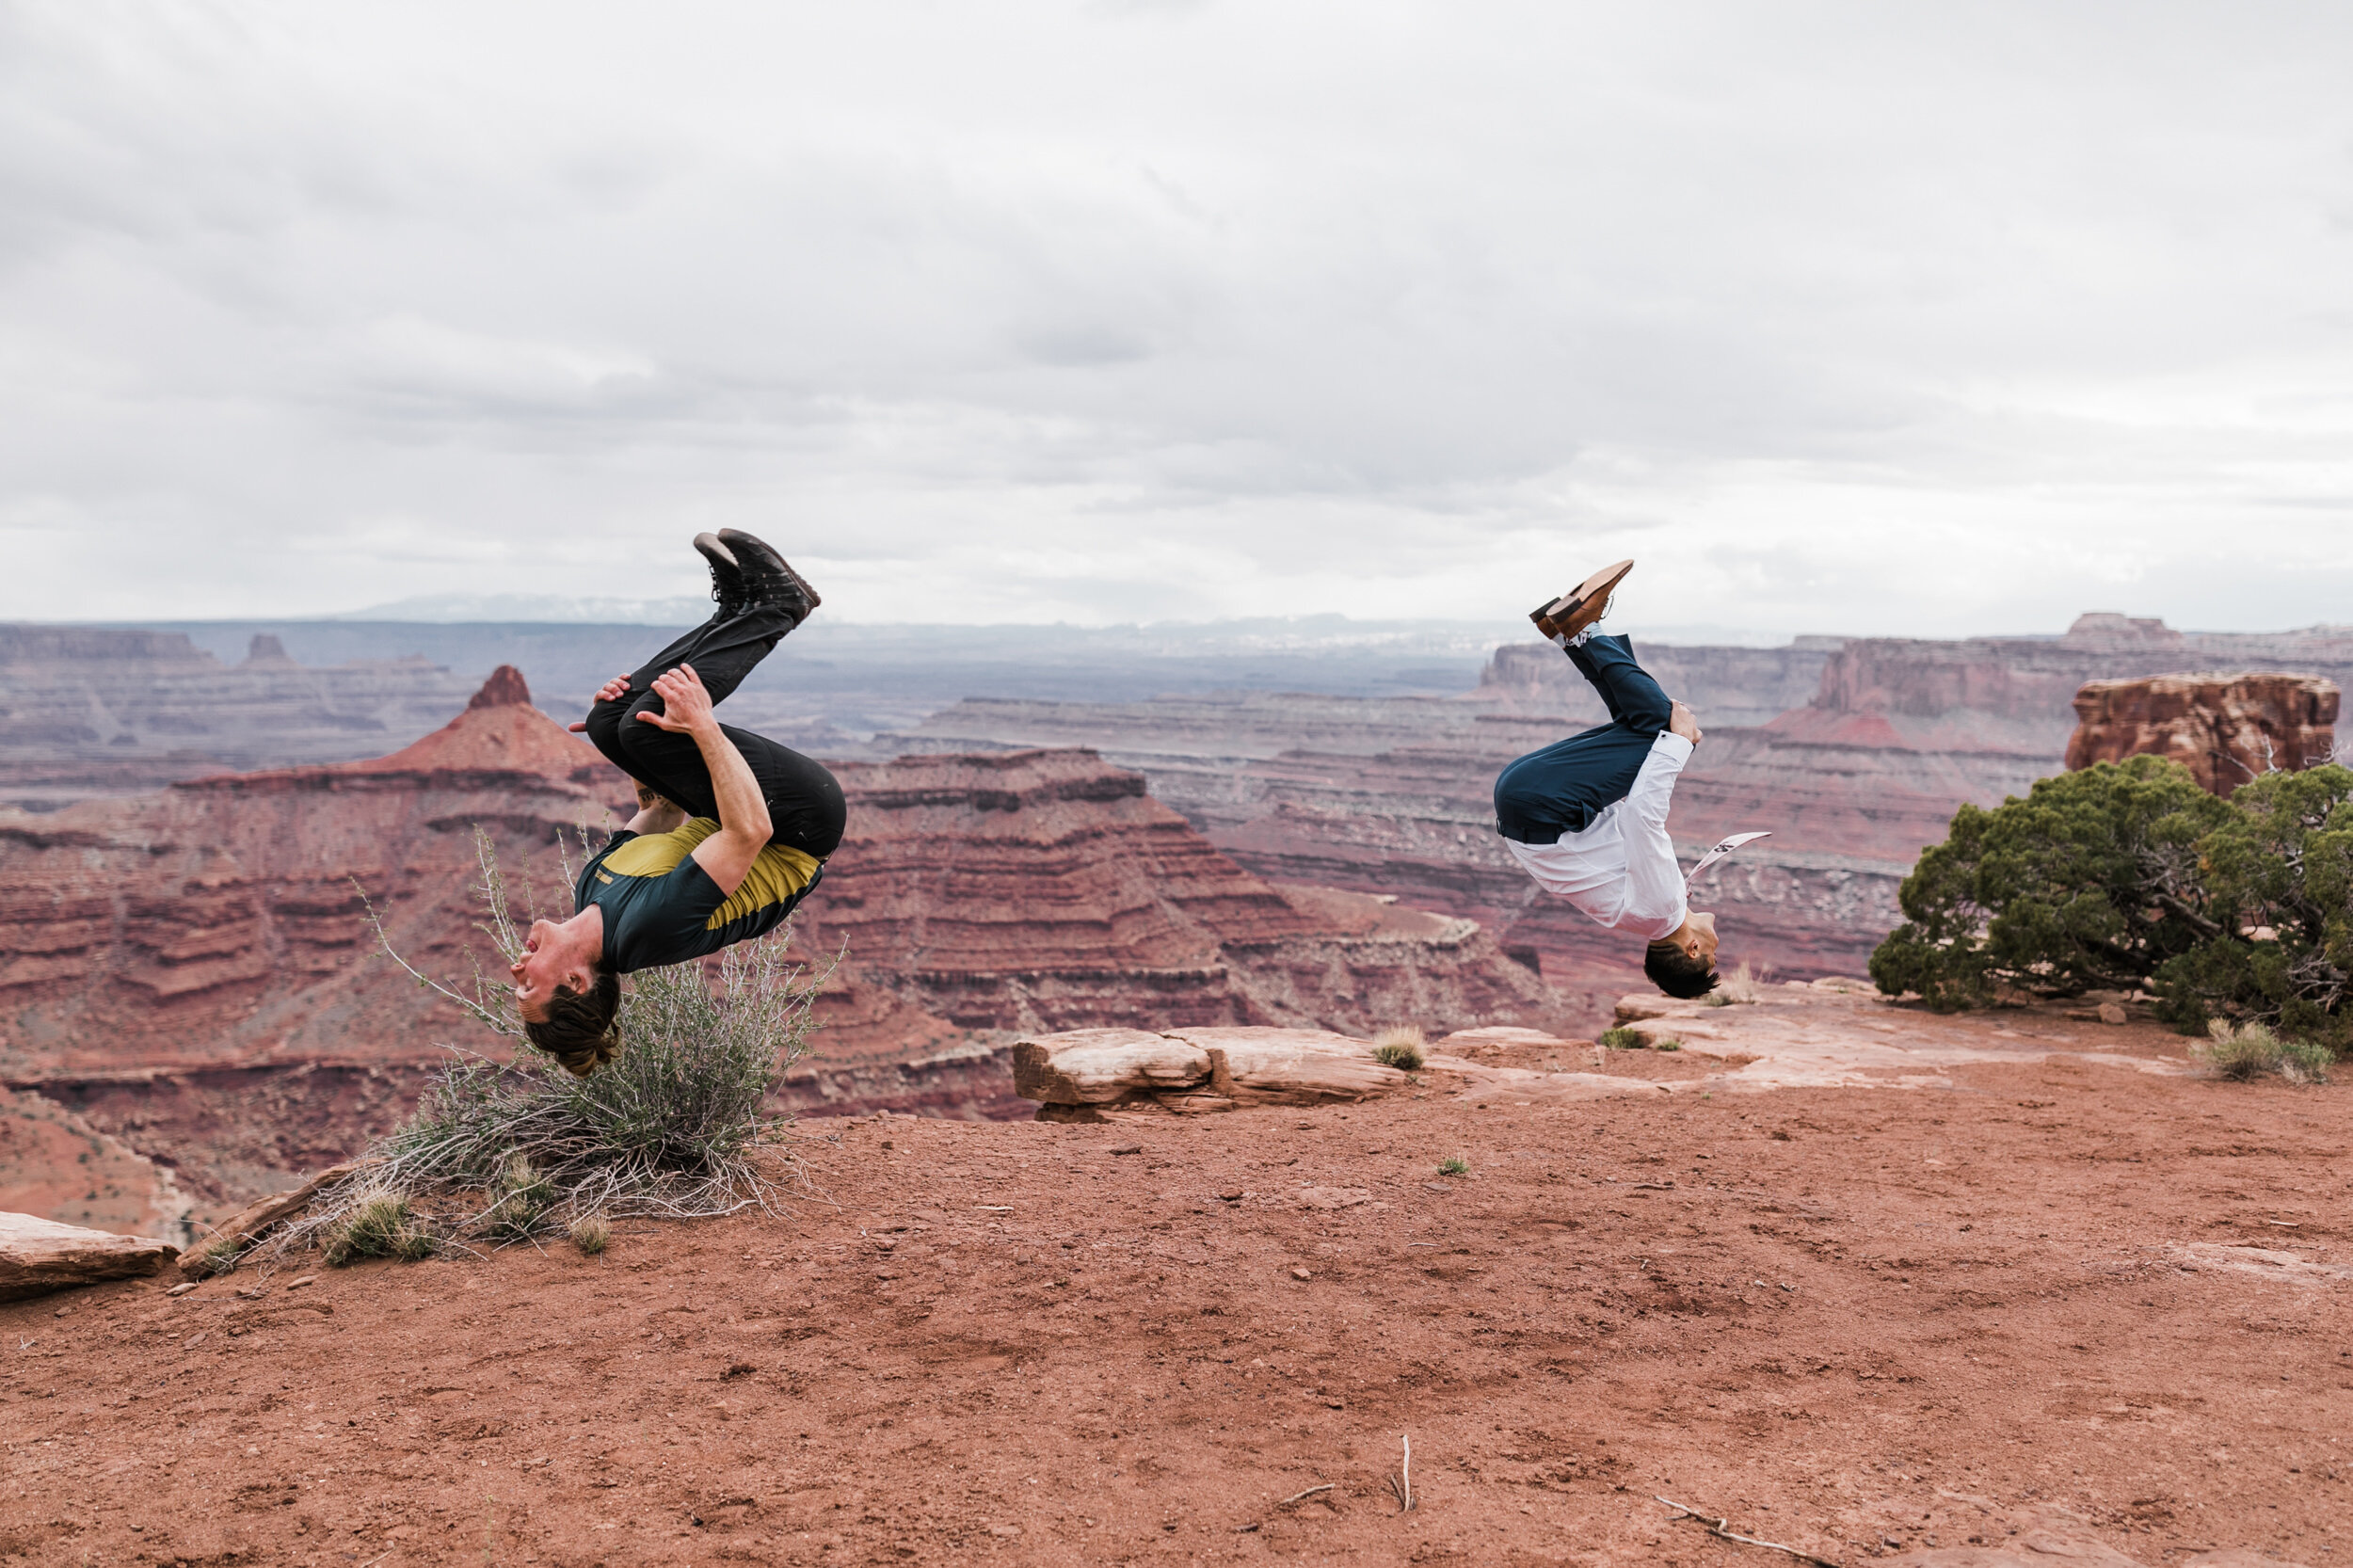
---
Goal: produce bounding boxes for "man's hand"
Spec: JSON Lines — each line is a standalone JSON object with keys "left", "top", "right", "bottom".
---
{"left": 634, "top": 665, "right": 719, "bottom": 737}
{"left": 1669, "top": 700, "right": 1704, "bottom": 746}
{"left": 567, "top": 673, "right": 634, "bottom": 733}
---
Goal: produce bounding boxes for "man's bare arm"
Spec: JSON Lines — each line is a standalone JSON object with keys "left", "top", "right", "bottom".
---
{"left": 633, "top": 664, "right": 772, "bottom": 897}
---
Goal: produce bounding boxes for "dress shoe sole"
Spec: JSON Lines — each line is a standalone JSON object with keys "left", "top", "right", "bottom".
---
{"left": 1529, "top": 558, "right": 1634, "bottom": 640}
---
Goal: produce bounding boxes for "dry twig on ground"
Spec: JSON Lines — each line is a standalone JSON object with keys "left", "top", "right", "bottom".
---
{"left": 1657, "top": 1496, "right": 1844, "bottom": 1567}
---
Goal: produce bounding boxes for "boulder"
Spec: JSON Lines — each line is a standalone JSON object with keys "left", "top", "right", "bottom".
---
{"left": 2066, "top": 672, "right": 2338, "bottom": 797}
{"left": 0, "top": 1211, "right": 178, "bottom": 1301}
{"left": 1161, "top": 1026, "right": 1409, "bottom": 1106}
{"left": 1014, "top": 1025, "right": 1408, "bottom": 1112}
{"left": 1011, "top": 1029, "right": 1212, "bottom": 1105}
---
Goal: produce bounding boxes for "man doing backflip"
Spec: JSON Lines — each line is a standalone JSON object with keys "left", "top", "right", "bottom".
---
{"left": 508, "top": 529, "right": 847, "bottom": 1076}
{"left": 1493, "top": 560, "right": 1721, "bottom": 1000}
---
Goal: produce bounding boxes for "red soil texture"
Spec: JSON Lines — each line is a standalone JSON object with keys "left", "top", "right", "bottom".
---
{"left": 9, "top": 991, "right": 2345, "bottom": 1568}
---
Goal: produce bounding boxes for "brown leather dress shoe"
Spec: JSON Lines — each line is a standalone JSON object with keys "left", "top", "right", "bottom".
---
{"left": 1529, "top": 559, "right": 1634, "bottom": 641}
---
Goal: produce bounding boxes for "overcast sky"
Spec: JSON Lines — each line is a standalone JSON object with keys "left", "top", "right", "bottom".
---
{"left": 3, "top": 2, "right": 2349, "bottom": 638}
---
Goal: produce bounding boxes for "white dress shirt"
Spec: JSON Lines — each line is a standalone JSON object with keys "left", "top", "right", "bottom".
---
{"left": 1502, "top": 731, "right": 1693, "bottom": 941}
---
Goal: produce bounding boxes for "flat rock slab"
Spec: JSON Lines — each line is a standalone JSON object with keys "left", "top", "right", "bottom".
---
{"left": 1012, "top": 1029, "right": 1210, "bottom": 1104}
{"left": 0, "top": 1210, "right": 178, "bottom": 1301}
{"left": 1437, "top": 1062, "right": 1669, "bottom": 1104}
{"left": 1161, "top": 1026, "right": 1408, "bottom": 1106}
{"left": 1018, "top": 1025, "right": 1408, "bottom": 1112}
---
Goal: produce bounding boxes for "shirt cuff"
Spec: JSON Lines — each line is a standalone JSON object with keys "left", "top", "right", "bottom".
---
{"left": 1651, "top": 731, "right": 1694, "bottom": 764}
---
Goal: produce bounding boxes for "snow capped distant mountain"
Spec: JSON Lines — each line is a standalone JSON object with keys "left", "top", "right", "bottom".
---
{"left": 334, "top": 593, "right": 714, "bottom": 625}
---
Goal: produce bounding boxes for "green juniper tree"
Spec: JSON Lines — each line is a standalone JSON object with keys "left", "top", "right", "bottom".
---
{"left": 1870, "top": 755, "right": 2352, "bottom": 1052}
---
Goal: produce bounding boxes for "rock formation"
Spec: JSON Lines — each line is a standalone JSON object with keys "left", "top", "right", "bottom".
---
{"left": 0, "top": 1209, "right": 176, "bottom": 1300}
{"left": 0, "top": 624, "right": 478, "bottom": 810}
{"left": 2065, "top": 673, "right": 2340, "bottom": 794}
{"left": 891, "top": 615, "right": 2353, "bottom": 1016}
{"left": 793, "top": 747, "right": 1563, "bottom": 1049}
{"left": 1014, "top": 1025, "right": 1412, "bottom": 1119}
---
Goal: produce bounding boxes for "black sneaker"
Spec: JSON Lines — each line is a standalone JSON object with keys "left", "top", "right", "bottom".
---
{"left": 715, "top": 529, "right": 822, "bottom": 623}
{"left": 694, "top": 533, "right": 748, "bottom": 619}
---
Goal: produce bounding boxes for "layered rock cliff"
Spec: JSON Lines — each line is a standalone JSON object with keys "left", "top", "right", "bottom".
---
{"left": 0, "top": 675, "right": 1560, "bottom": 1220}
{"left": 2065, "top": 673, "right": 2340, "bottom": 794}
{"left": 795, "top": 747, "right": 1561, "bottom": 1047}
{"left": 889, "top": 614, "right": 2353, "bottom": 1011}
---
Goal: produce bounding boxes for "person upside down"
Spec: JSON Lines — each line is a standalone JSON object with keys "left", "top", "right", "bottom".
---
{"left": 1493, "top": 559, "right": 1721, "bottom": 1000}
{"left": 508, "top": 529, "right": 847, "bottom": 1076}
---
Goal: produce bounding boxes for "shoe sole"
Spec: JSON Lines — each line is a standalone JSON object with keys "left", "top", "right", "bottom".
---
{"left": 1529, "top": 558, "right": 1634, "bottom": 640}
{"left": 693, "top": 532, "right": 739, "bottom": 571}
{"left": 715, "top": 528, "right": 823, "bottom": 613}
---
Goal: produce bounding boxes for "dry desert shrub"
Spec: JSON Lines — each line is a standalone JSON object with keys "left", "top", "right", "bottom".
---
{"left": 568, "top": 1214, "right": 611, "bottom": 1256}
{"left": 1597, "top": 1026, "right": 1645, "bottom": 1049}
{"left": 281, "top": 831, "right": 832, "bottom": 1268}
{"left": 322, "top": 1192, "right": 437, "bottom": 1267}
{"left": 1371, "top": 1024, "right": 1426, "bottom": 1070}
{"left": 2196, "top": 1019, "right": 2332, "bottom": 1084}
{"left": 1705, "top": 961, "right": 1767, "bottom": 1006}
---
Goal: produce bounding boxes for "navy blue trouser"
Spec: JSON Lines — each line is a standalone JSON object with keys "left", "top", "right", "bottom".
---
{"left": 584, "top": 607, "right": 847, "bottom": 860}
{"left": 1493, "top": 634, "right": 1673, "bottom": 845}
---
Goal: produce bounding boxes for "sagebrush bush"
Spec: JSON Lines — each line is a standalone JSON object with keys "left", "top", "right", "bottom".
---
{"left": 1871, "top": 758, "right": 2351, "bottom": 1053}
{"left": 281, "top": 832, "right": 829, "bottom": 1266}
{"left": 1597, "top": 1026, "right": 1645, "bottom": 1049}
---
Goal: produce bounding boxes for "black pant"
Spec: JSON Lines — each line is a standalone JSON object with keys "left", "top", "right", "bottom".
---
{"left": 584, "top": 608, "right": 847, "bottom": 860}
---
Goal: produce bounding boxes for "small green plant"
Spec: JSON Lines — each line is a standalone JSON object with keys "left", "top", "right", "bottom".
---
{"left": 2196, "top": 1019, "right": 2332, "bottom": 1084}
{"left": 486, "top": 1155, "right": 557, "bottom": 1242}
{"left": 1372, "top": 1025, "right": 1426, "bottom": 1071}
{"left": 323, "top": 1192, "right": 437, "bottom": 1267}
{"left": 200, "top": 1240, "right": 244, "bottom": 1276}
{"left": 1437, "top": 1157, "right": 1469, "bottom": 1176}
{"left": 1654, "top": 1037, "right": 1682, "bottom": 1052}
{"left": 568, "top": 1213, "right": 611, "bottom": 1256}
{"left": 1598, "top": 1026, "right": 1645, "bottom": 1049}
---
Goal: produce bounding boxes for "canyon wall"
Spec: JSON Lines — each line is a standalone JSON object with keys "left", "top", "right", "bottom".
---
{"left": 2065, "top": 673, "right": 2340, "bottom": 794}
{"left": 0, "top": 625, "right": 477, "bottom": 811}
{"left": 890, "top": 614, "right": 2353, "bottom": 1015}
{"left": 0, "top": 675, "right": 1561, "bottom": 1224}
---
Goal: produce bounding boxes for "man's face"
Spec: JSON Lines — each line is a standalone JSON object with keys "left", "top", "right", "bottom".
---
{"left": 1686, "top": 910, "right": 1720, "bottom": 968}
{"left": 509, "top": 919, "right": 570, "bottom": 1023}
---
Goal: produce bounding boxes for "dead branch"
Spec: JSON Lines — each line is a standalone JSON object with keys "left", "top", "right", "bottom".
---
{"left": 1656, "top": 1496, "right": 1845, "bottom": 1567}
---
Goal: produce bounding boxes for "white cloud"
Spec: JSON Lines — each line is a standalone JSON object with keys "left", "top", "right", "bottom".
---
{"left": 2, "top": 0, "right": 2350, "bottom": 635}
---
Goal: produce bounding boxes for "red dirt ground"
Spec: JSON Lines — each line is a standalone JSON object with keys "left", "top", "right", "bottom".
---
{"left": 5, "top": 1000, "right": 2348, "bottom": 1567}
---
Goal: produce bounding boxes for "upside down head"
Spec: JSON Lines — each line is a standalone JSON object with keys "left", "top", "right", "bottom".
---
{"left": 1645, "top": 910, "right": 1721, "bottom": 1000}
{"left": 520, "top": 968, "right": 622, "bottom": 1078}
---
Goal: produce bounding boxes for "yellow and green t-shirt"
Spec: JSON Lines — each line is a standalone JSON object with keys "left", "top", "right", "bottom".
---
{"left": 575, "top": 818, "right": 824, "bottom": 973}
